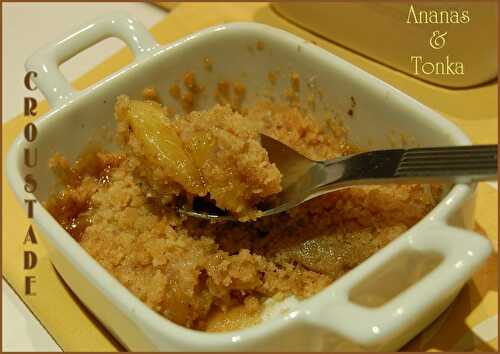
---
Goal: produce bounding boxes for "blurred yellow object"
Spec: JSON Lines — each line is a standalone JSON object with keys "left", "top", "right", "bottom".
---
{"left": 154, "top": 2, "right": 178, "bottom": 11}
{"left": 273, "top": 2, "right": 497, "bottom": 88}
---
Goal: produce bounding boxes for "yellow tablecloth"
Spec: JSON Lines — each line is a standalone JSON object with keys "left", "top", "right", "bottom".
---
{"left": 2, "top": 3, "right": 497, "bottom": 351}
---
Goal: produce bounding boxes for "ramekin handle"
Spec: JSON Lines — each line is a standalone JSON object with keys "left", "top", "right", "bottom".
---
{"left": 305, "top": 224, "right": 492, "bottom": 350}
{"left": 25, "top": 12, "right": 159, "bottom": 109}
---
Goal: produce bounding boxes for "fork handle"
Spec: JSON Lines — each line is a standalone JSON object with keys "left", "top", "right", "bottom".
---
{"left": 321, "top": 144, "right": 497, "bottom": 188}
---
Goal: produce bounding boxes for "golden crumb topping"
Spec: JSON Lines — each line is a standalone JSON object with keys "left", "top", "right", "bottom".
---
{"left": 46, "top": 93, "right": 441, "bottom": 332}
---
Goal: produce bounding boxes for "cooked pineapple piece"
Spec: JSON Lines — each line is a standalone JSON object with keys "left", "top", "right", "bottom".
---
{"left": 116, "top": 96, "right": 205, "bottom": 196}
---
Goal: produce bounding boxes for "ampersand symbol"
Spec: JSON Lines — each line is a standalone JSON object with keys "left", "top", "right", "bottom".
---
{"left": 429, "top": 30, "right": 447, "bottom": 50}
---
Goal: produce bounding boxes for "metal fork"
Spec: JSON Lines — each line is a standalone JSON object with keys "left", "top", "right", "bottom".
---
{"left": 181, "top": 135, "right": 497, "bottom": 221}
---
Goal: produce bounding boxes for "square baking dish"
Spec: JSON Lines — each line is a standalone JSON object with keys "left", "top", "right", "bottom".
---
{"left": 6, "top": 13, "right": 492, "bottom": 351}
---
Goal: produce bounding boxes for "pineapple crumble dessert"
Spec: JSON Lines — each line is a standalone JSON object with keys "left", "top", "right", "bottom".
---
{"left": 46, "top": 94, "right": 441, "bottom": 332}
{"left": 114, "top": 96, "right": 281, "bottom": 220}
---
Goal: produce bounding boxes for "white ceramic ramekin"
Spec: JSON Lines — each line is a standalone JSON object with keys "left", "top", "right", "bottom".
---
{"left": 6, "top": 13, "right": 492, "bottom": 351}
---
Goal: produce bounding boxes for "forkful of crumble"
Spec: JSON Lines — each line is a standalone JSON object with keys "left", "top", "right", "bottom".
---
{"left": 116, "top": 96, "right": 497, "bottom": 222}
